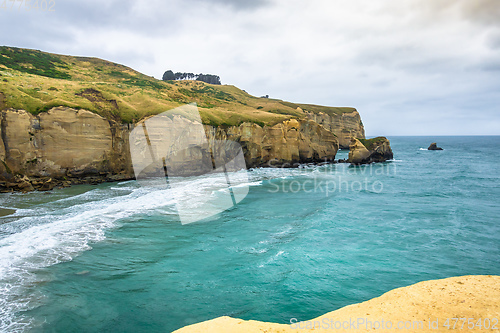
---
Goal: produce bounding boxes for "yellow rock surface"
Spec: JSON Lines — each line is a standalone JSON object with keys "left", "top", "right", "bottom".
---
{"left": 305, "top": 110, "right": 365, "bottom": 149}
{"left": 347, "top": 138, "right": 371, "bottom": 164}
{"left": 174, "top": 275, "right": 500, "bottom": 333}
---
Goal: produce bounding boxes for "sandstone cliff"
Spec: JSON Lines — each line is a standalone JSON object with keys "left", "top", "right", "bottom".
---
{"left": 0, "top": 47, "right": 377, "bottom": 192}
{"left": 0, "top": 107, "right": 133, "bottom": 192}
{"left": 0, "top": 107, "right": 339, "bottom": 192}
{"left": 304, "top": 109, "right": 365, "bottom": 148}
{"left": 205, "top": 119, "right": 338, "bottom": 168}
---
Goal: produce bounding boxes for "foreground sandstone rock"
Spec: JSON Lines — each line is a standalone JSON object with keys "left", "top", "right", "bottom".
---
{"left": 173, "top": 275, "right": 500, "bottom": 333}
{"left": 348, "top": 137, "right": 393, "bottom": 164}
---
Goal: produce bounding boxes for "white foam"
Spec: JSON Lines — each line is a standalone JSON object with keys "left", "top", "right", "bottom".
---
{"left": 110, "top": 187, "right": 135, "bottom": 191}
{"left": 230, "top": 180, "right": 262, "bottom": 189}
{"left": 0, "top": 168, "right": 315, "bottom": 330}
{"left": 257, "top": 250, "right": 286, "bottom": 268}
{"left": 0, "top": 179, "right": 206, "bottom": 332}
{"left": 117, "top": 180, "right": 135, "bottom": 185}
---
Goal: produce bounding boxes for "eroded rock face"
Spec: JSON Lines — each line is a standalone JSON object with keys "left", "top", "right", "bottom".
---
{"left": 0, "top": 121, "right": 4, "bottom": 168}
{"left": 206, "top": 118, "right": 339, "bottom": 167}
{"left": 0, "top": 107, "right": 133, "bottom": 192}
{"left": 36, "top": 107, "right": 113, "bottom": 175}
{"left": 305, "top": 110, "right": 365, "bottom": 149}
{"left": 129, "top": 116, "right": 340, "bottom": 178}
{"left": 1, "top": 109, "right": 35, "bottom": 169}
{"left": 1, "top": 107, "right": 341, "bottom": 191}
{"left": 348, "top": 137, "right": 393, "bottom": 164}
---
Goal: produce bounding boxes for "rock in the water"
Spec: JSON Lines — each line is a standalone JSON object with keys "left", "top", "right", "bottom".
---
{"left": 348, "top": 137, "right": 393, "bottom": 164}
{"left": 428, "top": 142, "right": 443, "bottom": 150}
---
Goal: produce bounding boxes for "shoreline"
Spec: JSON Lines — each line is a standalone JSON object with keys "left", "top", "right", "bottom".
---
{"left": 0, "top": 173, "right": 135, "bottom": 193}
{"left": 0, "top": 159, "right": 358, "bottom": 194}
{"left": 173, "top": 275, "right": 500, "bottom": 332}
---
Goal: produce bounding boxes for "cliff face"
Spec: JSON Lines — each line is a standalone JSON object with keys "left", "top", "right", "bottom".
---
{"left": 0, "top": 108, "right": 339, "bottom": 192}
{"left": 0, "top": 107, "right": 133, "bottom": 191}
{"left": 205, "top": 119, "right": 338, "bottom": 168}
{"left": 305, "top": 109, "right": 365, "bottom": 148}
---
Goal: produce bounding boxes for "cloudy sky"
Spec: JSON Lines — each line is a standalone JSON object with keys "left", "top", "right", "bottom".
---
{"left": 1, "top": 0, "right": 499, "bottom": 135}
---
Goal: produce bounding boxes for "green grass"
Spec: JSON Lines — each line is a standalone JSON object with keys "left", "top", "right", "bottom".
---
{"left": 279, "top": 101, "right": 356, "bottom": 117}
{"left": 191, "top": 85, "right": 235, "bottom": 101}
{"left": 0, "top": 46, "right": 71, "bottom": 79}
{"left": 0, "top": 46, "right": 358, "bottom": 127}
{"left": 358, "top": 137, "right": 387, "bottom": 150}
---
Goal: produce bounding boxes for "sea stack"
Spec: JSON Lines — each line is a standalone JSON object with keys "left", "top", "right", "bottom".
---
{"left": 428, "top": 142, "right": 443, "bottom": 150}
{"left": 348, "top": 137, "right": 394, "bottom": 165}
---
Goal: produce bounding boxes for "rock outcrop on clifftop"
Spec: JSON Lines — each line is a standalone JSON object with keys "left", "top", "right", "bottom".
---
{"left": 348, "top": 137, "right": 393, "bottom": 164}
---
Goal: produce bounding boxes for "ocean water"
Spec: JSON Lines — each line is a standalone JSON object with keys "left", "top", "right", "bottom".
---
{"left": 0, "top": 136, "right": 499, "bottom": 332}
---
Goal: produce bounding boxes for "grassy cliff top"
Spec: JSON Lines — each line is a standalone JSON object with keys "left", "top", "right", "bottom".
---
{"left": 358, "top": 137, "right": 388, "bottom": 150}
{"left": 0, "top": 46, "right": 357, "bottom": 126}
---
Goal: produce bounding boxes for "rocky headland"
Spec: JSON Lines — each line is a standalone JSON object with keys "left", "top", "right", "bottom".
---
{"left": 0, "top": 46, "right": 391, "bottom": 192}
{"left": 0, "top": 107, "right": 351, "bottom": 192}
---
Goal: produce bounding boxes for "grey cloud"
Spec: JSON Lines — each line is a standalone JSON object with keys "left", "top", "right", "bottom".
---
{"left": 0, "top": 11, "right": 75, "bottom": 51}
{"left": 459, "top": 0, "right": 500, "bottom": 27}
{"left": 1, "top": 0, "right": 499, "bottom": 135}
{"left": 0, "top": 0, "right": 193, "bottom": 44}
{"left": 415, "top": 0, "right": 500, "bottom": 27}
{"left": 478, "top": 58, "right": 500, "bottom": 72}
{"left": 487, "top": 32, "right": 500, "bottom": 50}
{"left": 0, "top": 0, "right": 191, "bottom": 62}
{"left": 52, "top": 0, "right": 184, "bottom": 34}
{"left": 55, "top": 0, "right": 135, "bottom": 26}
{"left": 190, "top": 0, "right": 271, "bottom": 10}
{"left": 353, "top": 42, "right": 464, "bottom": 77}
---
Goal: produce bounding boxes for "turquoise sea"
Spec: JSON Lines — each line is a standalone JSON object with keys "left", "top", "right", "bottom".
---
{"left": 0, "top": 136, "right": 499, "bottom": 332}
